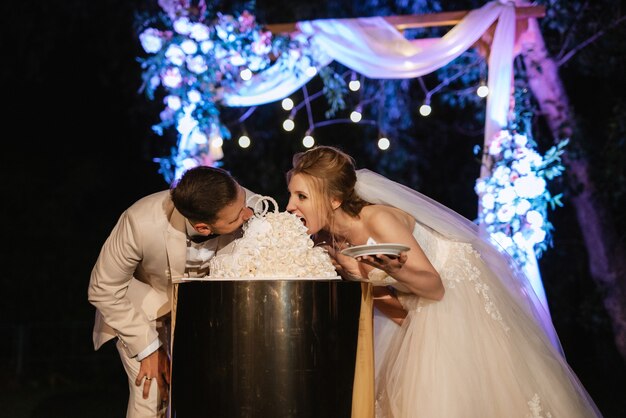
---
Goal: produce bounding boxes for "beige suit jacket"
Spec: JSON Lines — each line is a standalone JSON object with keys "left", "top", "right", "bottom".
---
{"left": 88, "top": 189, "right": 240, "bottom": 357}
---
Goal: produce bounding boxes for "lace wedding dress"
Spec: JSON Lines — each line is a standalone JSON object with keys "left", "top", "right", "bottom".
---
{"left": 354, "top": 169, "right": 602, "bottom": 418}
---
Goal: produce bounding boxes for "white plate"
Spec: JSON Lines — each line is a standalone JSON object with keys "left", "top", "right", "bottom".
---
{"left": 341, "top": 243, "right": 410, "bottom": 258}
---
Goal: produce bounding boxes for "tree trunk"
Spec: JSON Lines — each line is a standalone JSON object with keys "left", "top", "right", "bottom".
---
{"left": 519, "top": 18, "right": 626, "bottom": 361}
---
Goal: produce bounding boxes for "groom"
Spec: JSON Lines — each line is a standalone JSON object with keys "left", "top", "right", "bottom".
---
{"left": 88, "top": 166, "right": 254, "bottom": 418}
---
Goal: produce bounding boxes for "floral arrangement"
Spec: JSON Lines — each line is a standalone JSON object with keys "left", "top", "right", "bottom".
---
{"left": 137, "top": 2, "right": 312, "bottom": 183}
{"left": 475, "top": 129, "right": 568, "bottom": 265}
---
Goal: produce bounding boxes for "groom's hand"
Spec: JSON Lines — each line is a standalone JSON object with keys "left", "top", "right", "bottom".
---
{"left": 136, "top": 346, "right": 170, "bottom": 402}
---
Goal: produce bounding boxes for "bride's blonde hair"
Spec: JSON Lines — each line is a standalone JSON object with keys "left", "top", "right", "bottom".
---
{"left": 287, "top": 146, "right": 370, "bottom": 227}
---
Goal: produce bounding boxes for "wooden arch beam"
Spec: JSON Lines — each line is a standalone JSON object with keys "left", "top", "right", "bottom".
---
{"left": 265, "top": 5, "right": 545, "bottom": 34}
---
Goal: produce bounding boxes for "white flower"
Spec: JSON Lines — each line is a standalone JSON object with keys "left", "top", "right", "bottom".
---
{"left": 173, "top": 17, "right": 192, "bottom": 35}
{"left": 190, "top": 23, "right": 211, "bottom": 41}
{"left": 186, "top": 55, "right": 208, "bottom": 74}
{"left": 529, "top": 227, "right": 546, "bottom": 244}
{"left": 229, "top": 53, "right": 246, "bottom": 66}
{"left": 492, "top": 166, "right": 512, "bottom": 186}
{"left": 526, "top": 149, "right": 543, "bottom": 167}
{"left": 475, "top": 179, "right": 487, "bottom": 194}
{"left": 216, "top": 26, "right": 228, "bottom": 40}
{"left": 513, "top": 232, "right": 528, "bottom": 248}
{"left": 139, "top": 28, "right": 163, "bottom": 53}
{"left": 495, "top": 186, "right": 516, "bottom": 204}
{"left": 200, "top": 40, "right": 214, "bottom": 53}
{"left": 514, "top": 175, "right": 546, "bottom": 199}
{"left": 513, "top": 133, "right": 528, "bottom": 147}
{"left": 512, "top": 158, "right": 531, "bottom": 175}
{"left": 484, "top": 212, "right": 496, "bottom": 224}
{"left": 176, "top": 112, "right": 198, "bottom": 136}
{"left": 515, "top": 199, "right": 531, "bottom": 215}
{"left": 247, "top": 55, "right": 265, "bottom": 72}
{"left": 526, "top": 210, "right": 544, "bottom": 227}
{"left": 165, "top": 44, "right": 185, "bottom": 66}
{"left": 165, "top": 95, "right": 182, "bottom": 110}
{"left": 161, "top": 67, "right": 182, "bottom": 88}
{"left": 496, "top": 204, "right": 515, "bottom": 223}
{"left": 481, "top": 193, "right": 495, "bottom": 210}
{"left": 180, "top": 39, "right": 198, "bottom": 55}
{"left": 187, "top": 89, "right": 202, "bottom": 103}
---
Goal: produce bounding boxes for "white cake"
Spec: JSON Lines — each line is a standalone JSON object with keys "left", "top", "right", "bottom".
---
{"left": 208, "top": 195, "right": 338, "bottom": 279}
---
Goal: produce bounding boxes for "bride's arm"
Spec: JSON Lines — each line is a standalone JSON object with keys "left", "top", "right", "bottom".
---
{"left": 373, "top": 286, "right": 407, "bottom": 325}
{"left": 360, "top": 210, "right": 444, "bottom": 301}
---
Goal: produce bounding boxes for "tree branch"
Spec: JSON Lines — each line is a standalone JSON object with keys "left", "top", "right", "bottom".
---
{"left": 555, "top": 1, "right": 590, "bottom": 62}
{"left": 557, "top": 14, "right": 626, "bottom": 67}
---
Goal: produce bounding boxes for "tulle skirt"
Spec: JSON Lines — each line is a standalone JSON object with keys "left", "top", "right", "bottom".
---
{"left": 374, "top": 241, "right": 602, "bottom": 418}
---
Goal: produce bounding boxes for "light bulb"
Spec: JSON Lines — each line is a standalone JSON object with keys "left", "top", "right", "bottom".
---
{"left": 350, "top": 110, "right": 362, "bottom": 123}
{"left": 378, "top": 137, "right": 390, "bottom": 150}
{"left": 477, "top": 85, "right": 489, "bottom": 98}
{"left": 238, "top": 135, "right": 251, "bottom": 148}
{"left": 281, "top": 98, "right": 294, "bottom": 111}
{"left": 240, "top": 68, "right": 252, "bottom": 81}
{"left": 283, "top": 119, "right": 295, "bottom": 131}
{"left": 302, "top": 135, "right": 315, "bottom": 148}
{"left": 419, "top": 104, "right": 432, "bottom": 116}
{"left": 349, "top": 80, "right": 361, "bottom": 91}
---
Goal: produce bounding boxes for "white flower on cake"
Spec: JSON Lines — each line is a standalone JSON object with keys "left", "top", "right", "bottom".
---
{"left": 209, "top": 195, "right": 338, "bottom": 278}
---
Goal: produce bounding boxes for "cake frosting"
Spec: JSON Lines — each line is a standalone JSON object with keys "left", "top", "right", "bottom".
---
{"left": 208, "top": 195, "right": 338, "bottom": 279}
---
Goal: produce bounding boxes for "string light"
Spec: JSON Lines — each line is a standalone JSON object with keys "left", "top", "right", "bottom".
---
{"left": 350, "top": 109, "right": 362, "bottom": 123}
{"left": 477, "top": 84, "right": 489, "bottom": 98}
{"left": 283, "top": 118, "right": 295, "bottom": 131}
{"left": 419, "top": 103, "right": 432, "bottom": 117}
{"left": 240, "top": 68, "right": 252, "bottom": 81}
{"left": 281, "top": 98, "right": 294, "bottom": 110}
{"left": 378, "top": 137, "right": 390, "bottom": 150}
{"left": 349, "top": 71, "right": 361, "bottom": 91}
{"left": 302, "top": 134, "right": 315, "bottom": 148}
{"left": 238, "top": 135, "right": 251, "bottom": 148}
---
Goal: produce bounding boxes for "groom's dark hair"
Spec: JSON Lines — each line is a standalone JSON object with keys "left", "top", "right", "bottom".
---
{"left": 170, "top": 166, "right": 239, "bottom": 223}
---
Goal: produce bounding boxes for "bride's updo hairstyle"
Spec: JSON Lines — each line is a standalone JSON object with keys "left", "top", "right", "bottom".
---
{"left": 287, "top": 146, "right": 370, "bottom": 222}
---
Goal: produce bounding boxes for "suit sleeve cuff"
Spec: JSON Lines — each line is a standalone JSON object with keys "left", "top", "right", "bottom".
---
{"left": 136, "top": 338, "right": 162, "bottom": 361}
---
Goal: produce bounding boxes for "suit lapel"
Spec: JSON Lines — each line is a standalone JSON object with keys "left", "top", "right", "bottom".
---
{"left": 165, "top": 209, "right": 187, "bottom": 281}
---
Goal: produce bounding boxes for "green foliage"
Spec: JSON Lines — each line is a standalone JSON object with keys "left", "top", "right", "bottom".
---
{"left": 319, "top": 66, "right": 347, "bottom": 118}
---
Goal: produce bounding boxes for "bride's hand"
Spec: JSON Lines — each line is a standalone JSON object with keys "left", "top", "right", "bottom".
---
{"left": 356, "top": 251, "right": 408, "bottom": 275}
{"left": 325, "top": 244, "right": 366, "bottom": 281}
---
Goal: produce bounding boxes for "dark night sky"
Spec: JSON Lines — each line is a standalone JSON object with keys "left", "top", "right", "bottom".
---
{"left": 2, "top": 1, "right": 625, "bottom": 416}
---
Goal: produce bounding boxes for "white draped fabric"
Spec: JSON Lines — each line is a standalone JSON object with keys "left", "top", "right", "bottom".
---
{"left": 223, "top": 0, "right": 514, "bottom": 147}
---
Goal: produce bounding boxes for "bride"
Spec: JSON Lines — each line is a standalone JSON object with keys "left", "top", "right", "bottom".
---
{"left": 285, "top": 145, "right": 602, "bottom": 417}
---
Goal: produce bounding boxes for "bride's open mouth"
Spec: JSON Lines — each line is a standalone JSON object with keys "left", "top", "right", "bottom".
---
{"left": 297, "top": 215, "right": 307, "bottom": 227}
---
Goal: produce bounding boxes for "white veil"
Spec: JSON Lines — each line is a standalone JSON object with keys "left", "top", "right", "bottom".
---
{"left": 355, "top": 169, "right": 563, "bottom": 353}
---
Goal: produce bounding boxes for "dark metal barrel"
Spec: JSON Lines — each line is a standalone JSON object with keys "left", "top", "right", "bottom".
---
{"left": 171, "top": 280, "right": 361, "bottom": 418}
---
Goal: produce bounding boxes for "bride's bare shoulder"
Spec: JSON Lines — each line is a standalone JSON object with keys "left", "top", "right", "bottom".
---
{"left": 361, "top": 204, "right": 413, "bottom": 227}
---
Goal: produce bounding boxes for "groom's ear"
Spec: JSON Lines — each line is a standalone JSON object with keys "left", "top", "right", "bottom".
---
{"left": 331, "top": 198, "right": 341, "bottom": 211}
{"left": 193, "top": 222, "right": 213, "bottom": 235}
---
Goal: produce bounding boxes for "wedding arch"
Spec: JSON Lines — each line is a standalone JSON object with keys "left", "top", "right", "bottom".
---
{"left": 137, "top": 1, "right": 562, "bottom": 315}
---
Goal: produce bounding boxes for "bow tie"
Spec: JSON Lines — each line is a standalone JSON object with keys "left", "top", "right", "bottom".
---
{"left": 188, "top": 234, "right": 219, "bottom": 244}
